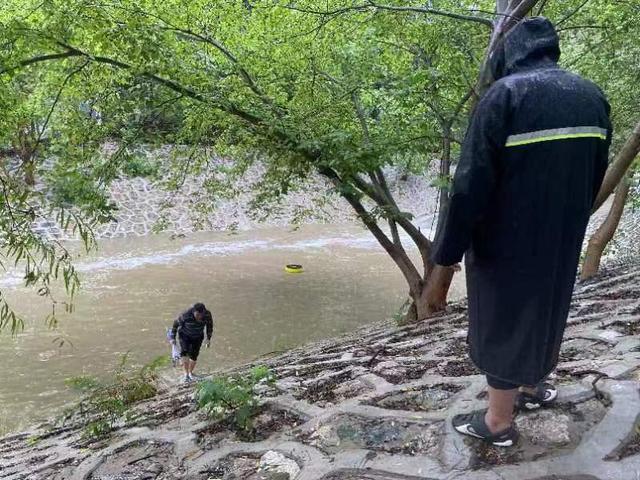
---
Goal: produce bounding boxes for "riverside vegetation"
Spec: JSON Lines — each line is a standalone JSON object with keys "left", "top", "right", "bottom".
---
{"left": 0, "top": 0, "right": 639, "bottom": 328}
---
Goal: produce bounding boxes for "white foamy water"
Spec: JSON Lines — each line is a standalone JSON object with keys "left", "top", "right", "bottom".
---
{"left": 1, "top": 231, "right": 387, "bottom": 287}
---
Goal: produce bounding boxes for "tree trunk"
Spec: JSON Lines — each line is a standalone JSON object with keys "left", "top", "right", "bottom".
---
{"left": 422, "top": 265, "right": 455, "bottom": 314}
{"left": 24, "top": 158, "right": 35, "bottom": 186}
{"left": 592, "top": 120, "right": 640, "bottom": 212}
{"left": 14, "top": 125, "right": 37, "bottom": 186}
{"left": 581, "top": 119, "right": 640, "bottom": 278}
{"left": 436, "top": 124, "right": 452, "bottom": 234}
{"left": 426, "top": 124, "right": 456, "bottom": 319}
{"left": 581, "top": 177, "right": 631, "bottom": 280}
{"left": 475, "top": 0, "right": 540, "bottom": 101}
{"left": 402, "top": 268, "right": 454, "bottom": 323}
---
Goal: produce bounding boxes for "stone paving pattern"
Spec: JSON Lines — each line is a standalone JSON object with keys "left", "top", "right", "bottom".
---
{"left": 1, "top": 262, "right": 639, "bottom": 479}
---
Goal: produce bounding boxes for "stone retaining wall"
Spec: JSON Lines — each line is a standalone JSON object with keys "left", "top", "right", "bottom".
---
{"left": 34, "top": 165, "right": 440, "bottom": 240}
{"left": 32, "top": 168, "right": 640, "bottom": 266}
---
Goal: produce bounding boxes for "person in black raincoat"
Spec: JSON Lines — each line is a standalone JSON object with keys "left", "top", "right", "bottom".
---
{"left": 432, "top": 17, "right": 610, "bottom": 446}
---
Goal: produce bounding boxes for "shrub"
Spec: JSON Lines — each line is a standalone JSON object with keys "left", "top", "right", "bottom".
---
{"left": 49, "top": 170, "right": 111, "bottom": 208}
{"left": 64, "top": 354, "right": 169, "bottom": 439}
{"left": 120, "top": 154, "right": 160, "bottom": 178}
{"left": 393, "top": 298, "right": 413, "bottom": 326}
{"left": 196, "top": 366, "right": 275, "bottom": 432}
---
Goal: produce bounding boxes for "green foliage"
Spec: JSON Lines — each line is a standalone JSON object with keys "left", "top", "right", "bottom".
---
{"left": 196, "top": 366, "right": 275, "bottom": 432}
{"left": 1, "top": 0, "right": 639, "bottom": 326}
{"left": 48, "top": 169, "right": 115, "bottom": 215}
{"left": 551, "top": 0, "right": 640, "bottom": 150}
{"left": 393, "top": 298, "right": 413, "bottom": 326}
{"left": 25, "top": 435, "right": 41, "bottom": 446}
{"left": 64, "top": 374, "right": 101, "bottom": 391}
{"left": 430, "top": 175, "right": 453, "bottom": 190}
{"left": 64, "top": 354, "right": 170, "bottom": 439}
{"left": 120, "top": 153, "right": 160, "bottom": 179}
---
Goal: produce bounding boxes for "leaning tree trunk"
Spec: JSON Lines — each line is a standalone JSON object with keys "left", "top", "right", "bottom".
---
{"left": 402, "top": 267, "right": 454, "bottom": 322}
{"left": 581, "top": 177, "right": 632, "bottom": 280}
{"left": 581, "top": 120, "right": 640, "bottom": 277}
{"left": 592, "top": 120, "right": 640, "bottom": 212}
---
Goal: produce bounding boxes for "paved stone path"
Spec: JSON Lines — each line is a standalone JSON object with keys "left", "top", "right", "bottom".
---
{"left": 1, "top": 263, "right": 639, "bottom": 480}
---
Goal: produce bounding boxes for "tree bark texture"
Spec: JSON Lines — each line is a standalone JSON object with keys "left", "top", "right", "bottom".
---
{"left": 582, "top": 177, "right": 632, "bottom": 280}
{"left": 592, "top": 120, "right": 640, "bottom": 212}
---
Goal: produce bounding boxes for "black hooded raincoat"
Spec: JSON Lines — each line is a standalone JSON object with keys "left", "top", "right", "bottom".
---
{"left": 432, "top": 18, "right": 611, "bottom": 386}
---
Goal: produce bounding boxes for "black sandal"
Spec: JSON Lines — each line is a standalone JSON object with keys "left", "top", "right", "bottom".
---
{"left": 452, "top": 410, "right": 518, "bottom": 447}
{"left": 516, "top": 382, "right": 558, "bottom": 411}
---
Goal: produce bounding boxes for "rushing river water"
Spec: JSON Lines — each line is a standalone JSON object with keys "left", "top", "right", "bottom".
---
{"left": 0, "top": 224, "right": 465, "bottom": 433}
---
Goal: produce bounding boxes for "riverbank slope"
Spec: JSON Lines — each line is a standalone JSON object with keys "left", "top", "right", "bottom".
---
{"left": 2, "top": 261, "right": 640, "bottom": 480}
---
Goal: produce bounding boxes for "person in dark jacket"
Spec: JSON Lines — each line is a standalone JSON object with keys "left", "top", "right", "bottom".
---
{"left": 171, "top": 302, "right": 214, "bottom": 382}
{"left": 432, "top": 17, "right": 610, "bottom": 447}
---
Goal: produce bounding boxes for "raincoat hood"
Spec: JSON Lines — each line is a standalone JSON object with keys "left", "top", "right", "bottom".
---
{"left": 490, "top": 17, "right": 561, "bottom": 80}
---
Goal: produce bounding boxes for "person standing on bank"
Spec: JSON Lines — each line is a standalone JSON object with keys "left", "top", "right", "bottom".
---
{"left": 171, "top": 302, "right": 213, "bottom": 383}
{"left": 431, "top": 17, "right": 610, "bottom": 447}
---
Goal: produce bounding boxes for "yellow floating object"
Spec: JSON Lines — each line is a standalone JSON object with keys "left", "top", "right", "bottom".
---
{"left": 285, "top": 264, "right": 304, "bottom": 274}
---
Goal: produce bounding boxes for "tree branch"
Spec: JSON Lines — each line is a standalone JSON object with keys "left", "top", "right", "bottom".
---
{"left": 282, "top": 3, "right": 369, "bottom": 16}
{"left": 282, "top": 1, "right": 493, "bottom": 28}
{"left": 556, "top": 0, "right": 592, "bottom": 27}
{"left": 0, "top": 50, "right": 82, "bottom": 75}
{"left": 44, "top": 41, "right": 281, "bottom": 135}
{"left": 367, "top": 2, "right": 493, "bottom": 27}
{"left": 8, "top": 38, "right": 326, "bottom": 182}
{"left": 557, "top": 25, "right": 606, "bottom": 32}
{"left": 502, "top": 0, "right": 541, "bottom": 31}
{"left": 474, "top": 0, "right": 540, "bottom": 100}
{"left": 582, "top": 175, "right": 631, "bottom": 279}
{"left": 452, "top": 88, "right": 475, "bottom": 122}
{"left": 536, "top": 0, "right": 550, "bottom": 15}
{"left": 348, "top": 91, "right": 434, "bottom": 275}
{"left": 350, "top": 172, "right": 433, "bottom": 278}
{"left": 175, "top": 30, "right": 269, "bottom": 99}
{"left": 374, "top": 168, "right": 398, "bottom": 209}
{"left": 389, "top": 218, "right": 402, "bottom": 247}
{"left": 319, "top": 166, "right": 423, "bottom": 292}
{"left": 33, "top": 62, "right": 90, "bottom": 157}
{"left": 127, "top": 7, "right": 284, "bottom": 115}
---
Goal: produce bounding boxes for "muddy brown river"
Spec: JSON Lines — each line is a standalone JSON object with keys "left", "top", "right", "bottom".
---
{"left": 0, "top": 224, "right": 465, "bottom": 433}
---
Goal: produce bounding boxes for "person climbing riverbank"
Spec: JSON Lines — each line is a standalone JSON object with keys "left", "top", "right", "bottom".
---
{"left": 432, "top": 17, "right": 611, "bottom": 447}
{"left": 171, "top": 302, "right": 214, "bottom": 383}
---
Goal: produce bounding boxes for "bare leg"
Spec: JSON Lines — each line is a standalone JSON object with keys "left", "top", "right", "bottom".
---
{"left": 189, "top": 360, "right": 197, "bottom": 376}
{"left": 182, "top": 357, "right": 190, "bottom": 377}
{"left": 485, "top": 387, "right": 518, "bottom": 433}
